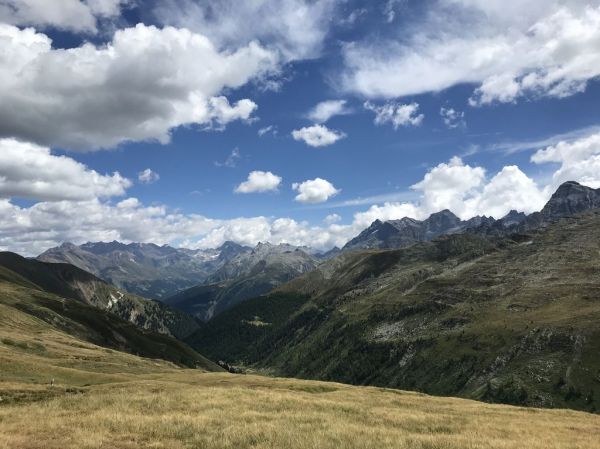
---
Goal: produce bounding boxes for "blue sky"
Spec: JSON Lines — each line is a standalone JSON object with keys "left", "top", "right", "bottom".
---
{"left": 1, "top": 0, "right": 600, "bottom": 254}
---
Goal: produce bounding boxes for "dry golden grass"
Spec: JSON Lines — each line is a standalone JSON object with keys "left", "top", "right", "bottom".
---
{"left": 1, "top": 372, "right": 599, "bottom": 449}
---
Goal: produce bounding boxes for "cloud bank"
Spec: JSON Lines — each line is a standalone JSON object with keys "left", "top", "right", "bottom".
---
{"left": 0, "top": 23, "right": 275, "bottom": 150}
{"left": 342, "top": 2, "right": 600, "bottom": 105}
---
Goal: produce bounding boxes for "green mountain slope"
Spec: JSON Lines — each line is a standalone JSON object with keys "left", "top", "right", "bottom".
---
{"left": 0, "top": 252, "right": 200, "bottom": 339}
{"left": 0, "top": 275, "right": 220, "bottom": 376}
{"left": 189, "top": 211, "right": 600, "bottom": 412}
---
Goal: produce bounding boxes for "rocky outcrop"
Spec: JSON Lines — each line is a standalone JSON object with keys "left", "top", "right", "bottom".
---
{"left": 540, "top": 181, "right": 600, "bottom": 218}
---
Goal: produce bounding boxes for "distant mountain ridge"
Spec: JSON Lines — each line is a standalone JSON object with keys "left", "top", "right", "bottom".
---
{"left": 36, "top": 182, "right": 600, "bottom": 323}
{"left": 343, "top": 210, "right": 495, "bottom": 251}
{"left": 343, "top": 181, "right": 600, "bottom": 251}
{"left": 472, "top": 181, "right": 600, "bottom": 237}
{"left": 166, "top": 243, "right": 319, "bottom": 321}
{"left": 37, "top": 240, "right": 251, "bottom": 299}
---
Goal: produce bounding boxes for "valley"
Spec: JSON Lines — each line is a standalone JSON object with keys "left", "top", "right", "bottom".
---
{"left": 189, "top": 209, "right": 600, "bottom": 413}
{"left": 165, "top": 242, "right": 319, "bottom": 321}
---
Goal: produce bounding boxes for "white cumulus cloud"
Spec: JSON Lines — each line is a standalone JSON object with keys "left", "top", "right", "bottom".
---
{"left": 364, "top": 101, "right": 424, "bottom": 128}
{"left": 531, "top": 131, "right": 600, "bottom": 189}
{"left": 412, "top": 156, "right": 486, "bottom": 216}
{"left": 235, "top": 171, "right": 282, "bottom": 193}
{"left": 207, "top": 97, "right": 258, "bottom": 129}
{"left": 307, "top": 100, "right": 351, "bottom": 123}
{"left": 0, "top": 138, "right": 130, "bottom": 201}
{"left": 292, "top": 124, "right": 346, "bottom": 147}
{"left": 0, "top": 23, "right": 275, "bottom": 150}
{"left": 292, "top": 178, "right": 340, "bottom": 203}
{"left": 138, "top": 168, "right": 160, "bottom": 184}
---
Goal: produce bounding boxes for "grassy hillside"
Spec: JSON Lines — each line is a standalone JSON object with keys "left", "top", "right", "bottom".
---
{"left": 2, "top": 371, "right": 599, "bottom": 448}
{"left": 0, "top": 252, "right": 200, "bottom": 339}
{"left": 189, "top": 212, "right": 600, "bottom": 412}
{"left": 0, "top": 278, "right": 219, "bottom": 373}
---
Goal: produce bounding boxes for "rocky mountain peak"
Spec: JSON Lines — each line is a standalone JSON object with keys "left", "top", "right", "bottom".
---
{"left": 80, "top": 240, "right": 131, "bottom": 255}
{"left": 431, "top": 209, "right": 459, "bottom": 219}
{"left": 217, "top": 241, "right": 250, "bottom": 261}
{"left": 541, "top": 181, "right": 600, "bottom": 218}
{"left": 344, "top": 209, "right": 469, "bottom": 251}
{"left": 425, "top": 209, "right": 462, "bottom": 230}
{"left": 500, "top": 210, "right": 527, "bottom": 226}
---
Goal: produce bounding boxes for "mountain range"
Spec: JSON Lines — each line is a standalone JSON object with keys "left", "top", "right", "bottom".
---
{"left": 186, "top": 181, "right": 600, "bottom": 412}
{"left": 37, "top": 240, "right": 250, "bottom": 299}
{"left": 342, "top": 210, "right": 496, "bottom": 251}
{"left": 38, "top": 239, "right": 322, "bottom": 322}
{"left": 345, "top": 181, "right": 600, "bottom": 251}
{"left": 35, "top": 181, "right": 600, "bottom": 327}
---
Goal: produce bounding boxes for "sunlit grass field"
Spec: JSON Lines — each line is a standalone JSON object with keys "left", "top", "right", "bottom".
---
{"left": 1, "top": 371, "right": 600, "bottom": 449}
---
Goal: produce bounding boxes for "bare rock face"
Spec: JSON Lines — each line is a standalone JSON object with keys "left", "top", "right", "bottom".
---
{"left": 540, "top": 181, "right": 600, "bottom": 219}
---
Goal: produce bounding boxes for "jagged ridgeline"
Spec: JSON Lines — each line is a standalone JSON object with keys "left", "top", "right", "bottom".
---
{"left": 37, "top": 241, "right": 252, "bottom": 300}
{"left": 188, "top": 183, "right": 600, "bottom": 413}
{"left": 343, "top": 181, "right": 600, "bottom": 250}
